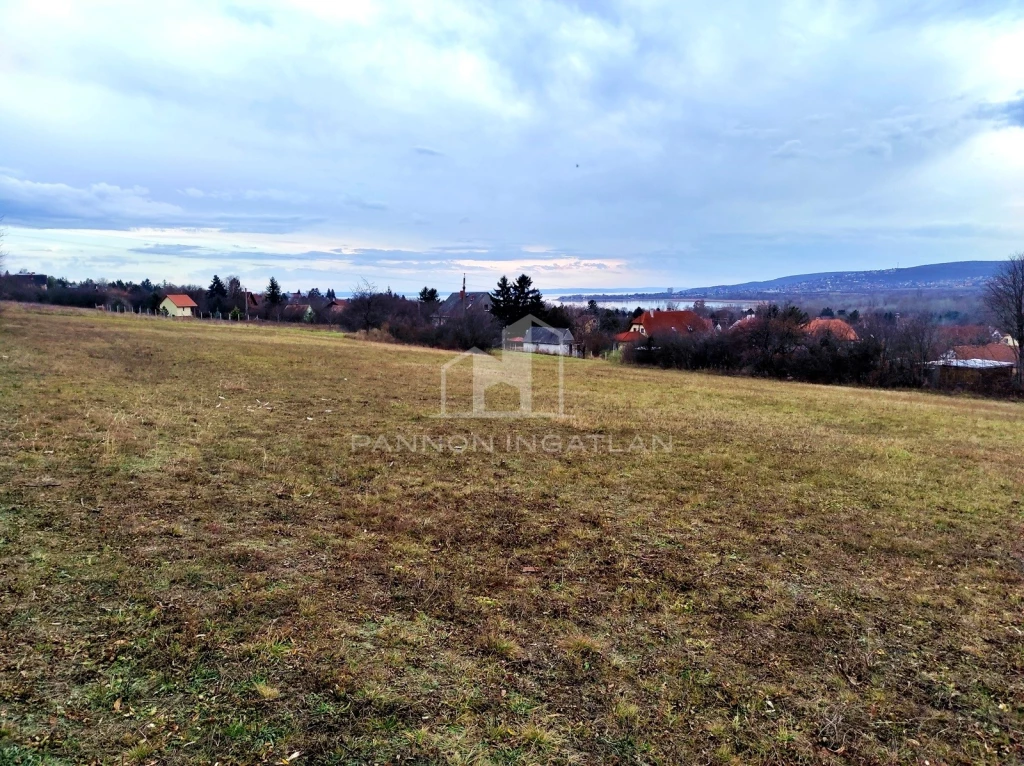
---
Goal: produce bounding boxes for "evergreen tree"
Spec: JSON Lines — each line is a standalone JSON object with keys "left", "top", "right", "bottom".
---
{"left": 326, "top": 288, "right": 336, "bottom": 301}
{"left": 490, "top": 274, "right": 545, "bottom": 325}
{"left": 489, "top": 276, "right": 516, "bottom": 324}
{"left": 418, "top": 286, "right": 439, "bottom": 303}
{"left": 206, "top": 275, "right": 228, "bottom": 314}
{"left": 208, "top": 274, "right": 227, "bottom": 299}
{"left": 265, "top": 277, "right": 283, "bottom": 308}
{"left": 512, "top": 274, "right": 543, "bottom": 317}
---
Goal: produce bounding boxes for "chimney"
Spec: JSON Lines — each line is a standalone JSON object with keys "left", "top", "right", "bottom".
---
{"left": 460, "top": 273, "right": 466, "bottom": 315}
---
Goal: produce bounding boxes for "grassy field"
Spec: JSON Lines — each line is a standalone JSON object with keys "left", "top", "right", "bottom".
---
{"left": 0, "top": 303, "right": 1022, "bottom": 765}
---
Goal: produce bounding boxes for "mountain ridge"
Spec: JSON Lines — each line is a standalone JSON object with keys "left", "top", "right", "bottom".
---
{"left": 557, "top": 260, "right": 1002, "bottom": 301}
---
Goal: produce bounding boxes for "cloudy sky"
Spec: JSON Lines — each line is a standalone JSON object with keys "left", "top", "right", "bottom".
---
{"left": 1, "top": 0, "right": 1023, "bottom": 295}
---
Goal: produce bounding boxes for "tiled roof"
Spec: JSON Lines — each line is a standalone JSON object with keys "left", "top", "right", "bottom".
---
{"left": 614, "top": 330, "right": 644, "bottom": 343}
{"left": 805, "top": 318, "right": 858, "bottom": 341}
{"left": 435, "top": 291, "right": 493, "bottom": 317}
{"left": 164, "top": 294, "right": 198, "bottom": 308}
{"left": 729, "top": 316, "right": 758, "bottom": 330}
{"left": 633, "top": 310, "right": 711, "bottom": 335}
{"left": 951, "top": 343, "right": 1018, "bottom": 364}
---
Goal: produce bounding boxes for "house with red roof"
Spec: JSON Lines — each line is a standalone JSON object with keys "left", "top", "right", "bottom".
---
{"left": 804, "top": 317, "right": 859, "bottom": 341}
{"left": 948, "top": 343, "right": 1019, "bottom": 365}
{"left": 159, "top": 294, "right": 198, "bottom": 318}
{"left": 613, "top": 309, "right": 712, "bottom": 346}
{"left": 929, "top": 342, "right": 1019, "bottom": 387}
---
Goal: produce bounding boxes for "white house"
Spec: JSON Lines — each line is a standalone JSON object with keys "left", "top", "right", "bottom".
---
{"left": 160, "top": 294, "right": 198, "bottom": 317}
{"left": 522, "top": 326, "right": 576, "bottom": 356}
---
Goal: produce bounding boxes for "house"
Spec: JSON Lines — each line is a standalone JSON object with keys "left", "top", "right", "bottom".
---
{"left": 805, "top": 317, "right": 859, "bottom": 341}
{"left": 160, "top": 294, "right": 198, "bottom": 317}
{"left": 245, "top": 291, "right": 262, "bottom": 310}
{"left": 317, "top": 297, "right": 348, "bottom": 323}
{"left": 433, "top": 290, "right": 493, "bottom": 325}
{"left": 3, "top": 272, "right": 48, "bottom": 290}
{"left": 283, "top": 303, "right": 314, "bottom": 322}
{"left": 613, "top": 309, "right": 711, "bottom": 347}
{"left": 928, "top": 343, "right": 1019, "bottom": 387}
{"left": 996, "top": 332, "right": 1019, "bottom": 348}
{"left": 948, "top": 343, "right": 1018, "bottom": 366}
{"left": 729, "top": 315, "right": 758, "bottom": 331}
{"left": 612, "top": 330, "right": 645, "bottom": 347}
{"left": 522, "top": 326, "right": 576, "bottom": 356}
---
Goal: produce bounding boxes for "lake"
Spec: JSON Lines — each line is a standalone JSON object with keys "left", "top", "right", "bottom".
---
{"left": 554, "top": 297, "right": 756, "bottom": 311}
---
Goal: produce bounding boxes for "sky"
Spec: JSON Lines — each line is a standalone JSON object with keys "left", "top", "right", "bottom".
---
{"left": 1, "top": 0, "right": 1023, "bottom": 296}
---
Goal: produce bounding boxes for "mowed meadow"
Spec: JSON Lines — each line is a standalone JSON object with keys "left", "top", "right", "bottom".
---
{"left": 0, "top": 303, "right": 1022, "bottom": 765}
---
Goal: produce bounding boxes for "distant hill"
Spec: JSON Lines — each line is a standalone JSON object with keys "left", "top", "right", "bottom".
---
{"left": 558, "top": 260, "right": 1003, "bottom": 302}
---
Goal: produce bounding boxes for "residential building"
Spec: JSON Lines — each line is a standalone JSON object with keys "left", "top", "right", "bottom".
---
{"left": 522, "top": 326, "right": 577, "bottom": 356}
{"left": 283, "top": 303, "right": 314, "bottom": 322}
{"left": 433, "top": 290, "right": 493, "bottom": 325}
{"left": 948, "top": 343, "right": 1018, "bottom": 365}
{"left": 159, "top": 294, "right": 198, "bottom": 317}
{"left": 805, "top": 317, "right": 859, "bottom": 341}
{"left": 613, "top": 309, "right": 711, "bottom": 346}
{"left": 3, "top": 272, "right": 48, "bottom": 290}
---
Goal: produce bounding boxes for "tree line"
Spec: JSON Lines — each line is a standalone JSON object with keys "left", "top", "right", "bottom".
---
{"left": 4, "top": 253, "right": 1023, "bottom": 393}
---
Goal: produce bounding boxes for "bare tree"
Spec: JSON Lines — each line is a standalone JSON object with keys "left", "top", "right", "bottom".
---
{"left": 984, "top": 252, "right": 1024, "bottom": 387}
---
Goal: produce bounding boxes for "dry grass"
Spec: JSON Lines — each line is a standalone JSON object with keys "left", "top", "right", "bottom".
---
{"left": 0, "top": 303, "right": 1022, "bottom": 764}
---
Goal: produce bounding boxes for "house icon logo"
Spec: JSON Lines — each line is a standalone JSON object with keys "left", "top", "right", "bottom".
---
{"left": 439, "top": 314, "right": 566, "bottom": 418}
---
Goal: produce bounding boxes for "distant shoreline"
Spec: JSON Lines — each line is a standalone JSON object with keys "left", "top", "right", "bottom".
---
{"left": 556, "top": 293, "right": 751, "bottom": 302}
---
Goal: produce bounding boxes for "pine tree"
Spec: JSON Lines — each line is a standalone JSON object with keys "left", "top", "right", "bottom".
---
{"left": 489, "top": 274, "right": 544, "bottom": 325}
{"left": 512, "top": 273, "right": 544, "bottom": 318}
{"left": 489, "top": 276, "right": 516, "bottom": 324}
{"left": 208, "top": 274, "right": 227, "bottom": 299}
{"left": 265, "top": 277, "right": 283, "bottom": 306}
{"left": 418, "top": 286, "right": 439, "bottom": 303}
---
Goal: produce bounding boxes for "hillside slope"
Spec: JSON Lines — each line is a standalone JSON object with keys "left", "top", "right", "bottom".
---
{"left": 0, "top": 304, "right": 1021, "bottom": 764}
{"left": 561, "top": 260, "right": 1003, "bottom": 301}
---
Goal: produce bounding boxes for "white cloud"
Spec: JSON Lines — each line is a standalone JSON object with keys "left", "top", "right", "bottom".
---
{"left": 0, "top": 175, "right": 182, "bottom": 221}
{"left": 1, "top": 0, "right": 1024, "bottom": 286}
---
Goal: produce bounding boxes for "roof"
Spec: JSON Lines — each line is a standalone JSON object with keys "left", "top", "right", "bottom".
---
{"left": 950, "top": 343, "right": 1018, "bottom": 364}
{"left": 614, "top": 330, "right": 645, "bottom": 343}
{"left": 633, "top": 309, "right": 711, "bottom": 335}
{"left": 435, "top": 291, "right": 493, "bottom": 317}
{"left": 283, "top": 303, "right": 312, "bottom": 318}
{"left": 805, "top": 317, "right": 858, "bottom": 341}
{"left": 729, "top": 316, "right": 758, "bottom": 330}
{"left": 5, "top": 273, "right": 47, "bottom": 286}
{"left": 524, "top": 326, "right": 573, "bottom": 345}
{"left": 164, "top": 294, "right": 198, "bottom": 308}
{"left": 928, "top": 359, "right": 1015, "bottom": 370}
